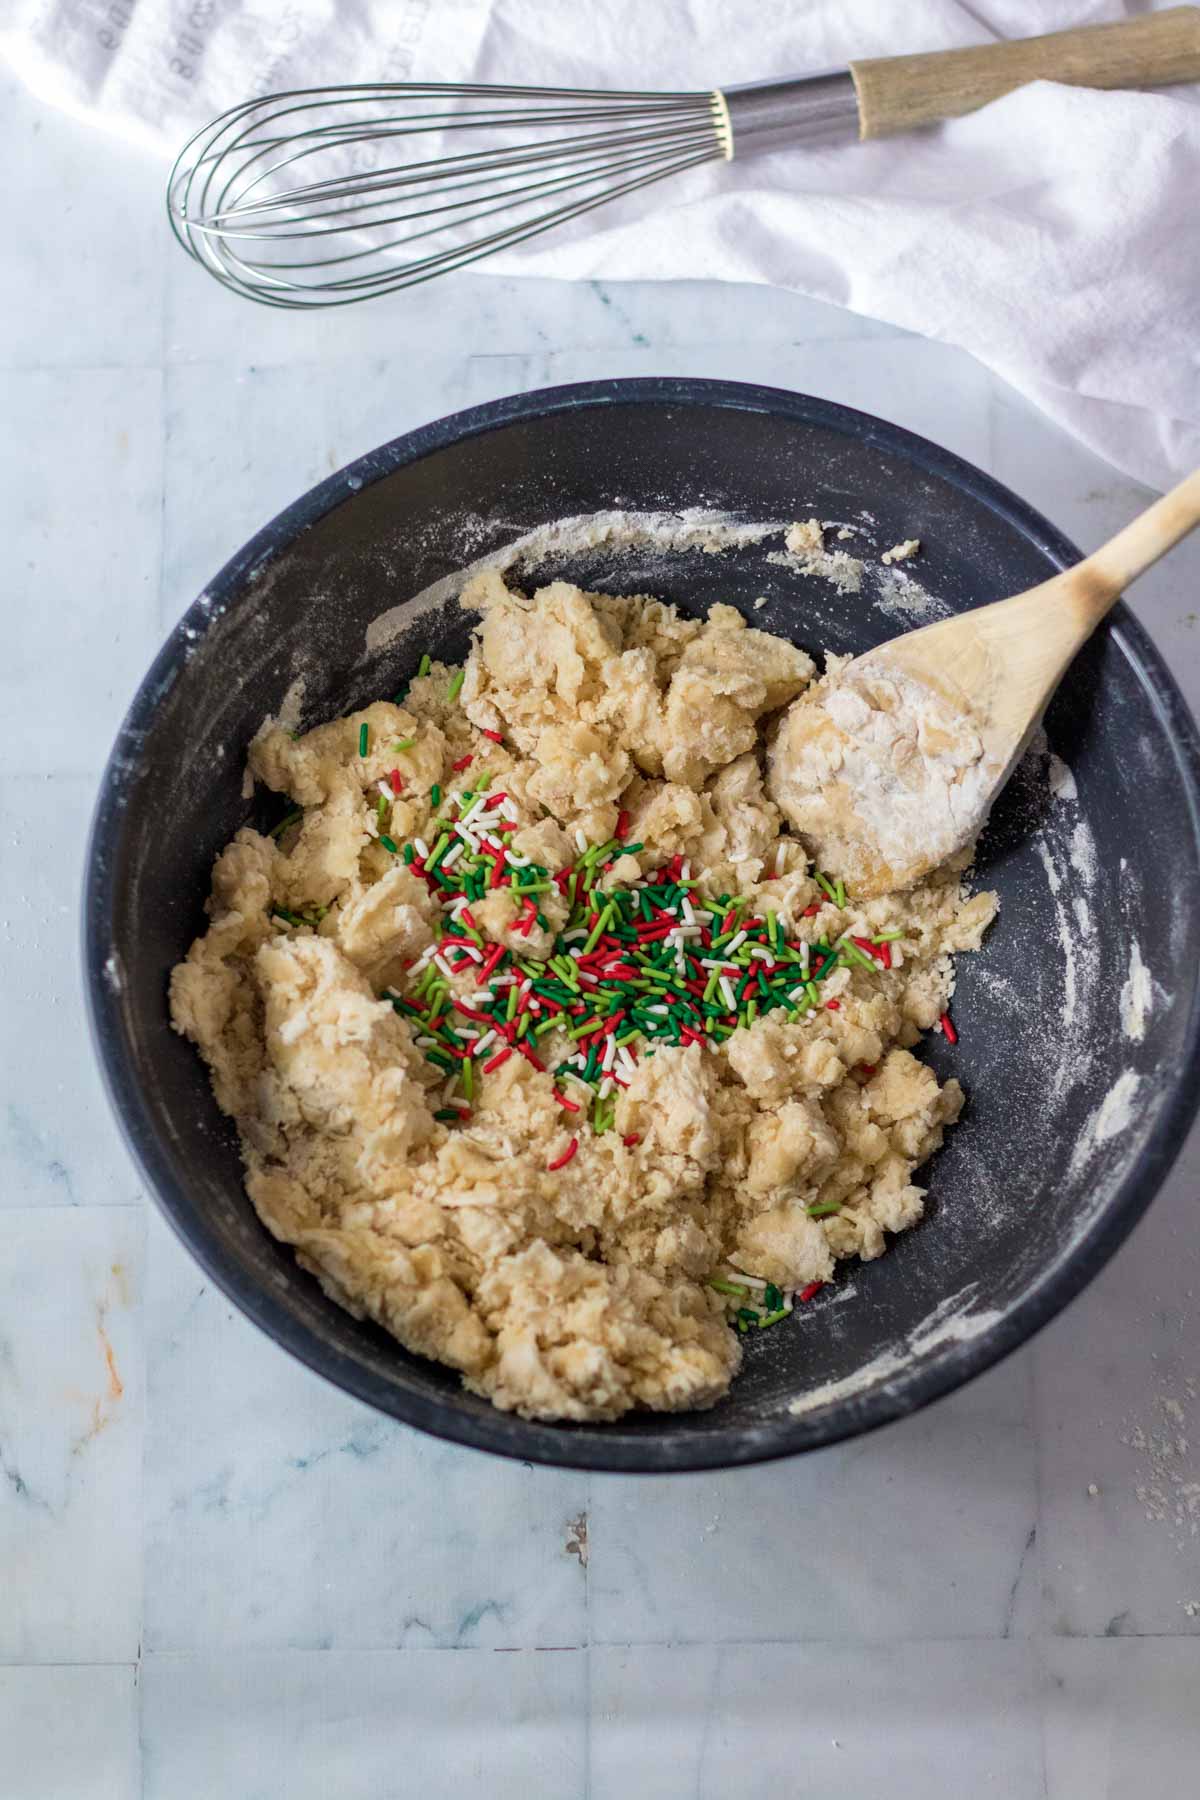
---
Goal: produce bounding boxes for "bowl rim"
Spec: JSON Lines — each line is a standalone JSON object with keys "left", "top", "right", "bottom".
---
{"left": 83, "top": 375, "right": 1200, "bottom": 1472}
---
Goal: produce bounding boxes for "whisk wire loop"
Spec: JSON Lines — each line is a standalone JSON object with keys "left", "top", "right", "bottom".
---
{"left": 168, "top": 81, "right": 726, "bottom": 307}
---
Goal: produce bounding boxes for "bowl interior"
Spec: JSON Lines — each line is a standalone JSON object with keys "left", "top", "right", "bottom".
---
{"left": 87, "top": 381, "right": 1200, "bottom": 1470}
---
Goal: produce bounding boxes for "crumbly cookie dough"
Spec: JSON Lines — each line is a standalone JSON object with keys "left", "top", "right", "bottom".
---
{"left": 170, "top": 574, "right": 996, "bottom": 1422}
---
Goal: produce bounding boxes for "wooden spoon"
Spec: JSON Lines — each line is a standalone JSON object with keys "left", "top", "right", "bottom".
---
{"left": 768, "top": 468, "right": 1200, "bottom": 897}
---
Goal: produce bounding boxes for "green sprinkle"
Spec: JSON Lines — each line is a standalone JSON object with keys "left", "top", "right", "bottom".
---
{"left": 764, "top": 1283, "right": 783, "bottom": 1311}
{"left": 417, "top": 653, "right": 431, "bottom": 678}
{"left": 461, "top": 1058, "right": 474, "bottom": 1102}
{"left": 835, "top": 878, "right": 846, "bottom": 909}
{"left": 393, "top": 737, "right": 415, "bottom": 752}
{"left": 376, "top": 793, "right": 388, "bottom": 824}
{"left": 379, "top": 834, "right": 399, "bottom": 855}
{"left": 358, "top": 723, "right": 369, "bottom": 758}
{"left": 709, "top": 1279, "right": 750, "bottom": 1299}
{"left": 269, "top": 809, "right": 302, "bottom": 840}
{"left": 434, "top": 1108, "right": 460, "bottom": 1122}
{"left": 402, "top": 844, "right": 415, "bottom": 865}
{"left": 806, "top": 1202, "right": 842, "bottom": 1218}
{"left": 430, "top": 783, "right": 442, "bottom": 807}
{"left": 757, "top": 1308, "right": 790, "bottom": 1328}
{"left": 447, "top": 669, "right": 465, "bottom": 702}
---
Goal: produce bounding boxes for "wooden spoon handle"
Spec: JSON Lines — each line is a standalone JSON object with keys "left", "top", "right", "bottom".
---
{"left": 851, "top": 6, "right": 1200, "bottom": 139}
{"left": 1063, "top": 465, "right": 1200, "bottom": 624}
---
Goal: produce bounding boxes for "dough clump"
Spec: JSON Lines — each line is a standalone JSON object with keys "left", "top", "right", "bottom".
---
{"left": 171, "top": 574, "right": 995, "bottom": 1421}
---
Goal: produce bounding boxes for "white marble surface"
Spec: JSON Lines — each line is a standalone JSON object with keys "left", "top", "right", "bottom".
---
{"left": 2, "top": 64, "right": 1199, "bottom": 1799}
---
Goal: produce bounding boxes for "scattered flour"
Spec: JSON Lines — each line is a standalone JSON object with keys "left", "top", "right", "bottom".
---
{"left": 787, "top": 1287, "right": 1001, "bottom": 1415}
{"left": 873, "top": 567, "right": 944, "bottom": 624}
{"left": 1070, "top": 820, "right": 1098, "bottom": 887}
{"left": 1068, "top": 1070, "right": 1142, "bottom": 1178}
{"left": 366, "top": 509, "right": 788, "bottom": 653}
{"left": 1048, "top": 754, "right": 1077, "bottom": 801}
{"left": 1121, "top": 1380, "right": 1200, "bottom": 1551}
{"left": 1120, "top": 941, "right": 1153, "bottom": 1042}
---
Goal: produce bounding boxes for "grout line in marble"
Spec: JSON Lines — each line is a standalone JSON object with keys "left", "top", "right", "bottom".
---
{"left": 0, "top": 1201, "right": 146, "bottom": 1214}
{"left": 0, "top": 1659, "right": 141, "bottom": 1669}
{"left": 105, "top": 1628, "right": 1200, "bottom": 1664}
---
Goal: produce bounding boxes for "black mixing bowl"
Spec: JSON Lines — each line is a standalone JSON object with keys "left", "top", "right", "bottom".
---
{"left": 84, "top": 378, "right": 1200, "bottom": 1471}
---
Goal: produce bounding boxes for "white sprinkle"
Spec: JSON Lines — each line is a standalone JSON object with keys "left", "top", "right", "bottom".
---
{"left": 719, "top": 976, "right": 738, "bottom": 1011}
{"left": 598, "top": 1075, "right": 614, "bottom": 1098}
{"left": 441, "top": 842, "right": 464, "bottom": 870}
{"left": 433, "top": 953, "right": 455, "bottom": 979}
{"left": 646, "top": 1004, "right": 670, "bottom": 1016}
{"left": 681, "top": 897, "right": 697, "bottom": 926}
{"left": 575, "top": 828, "right": 589, "bottom": 853}
{"left": 724, "top": 930, "right": 747, "bottom": 955}
{"left": 384, "top": 986, "right": 402, "bottom": 1000}
{"left": 601, "top": 1036, "right": 616, "bottom": 1071}
{"left": 681, "top": 859, "right": 691, "bottom": 880}
{"left": 377, "top": 779, "right": 393, "bottom": 800}
{"left": 725, "top": 1270, "right": 768, "bottom": 1289}
{"left": 415, "top": 1034, "right": 437, "bottom": 1048}
{"left": 413, "top": 837, "right": 430, "bottom": 860}
{"left": 506, "top": 851, "right": 532, "bottom": 868}
{"left": 799, "top": 942, "right": 810, "bottom": 971}
{"left": 473, "top": 1029, "right": 497, "bottom": 1055}
{"left": 747, "top": 944, "right": 772, "bottom": 962}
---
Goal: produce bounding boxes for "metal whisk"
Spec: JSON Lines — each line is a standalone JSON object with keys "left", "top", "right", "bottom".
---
{"left": 166, "top": 12, "right": 1200, "bottom": 307}
{"left": 167, "top": 79, "right": 836, "bottom": 309}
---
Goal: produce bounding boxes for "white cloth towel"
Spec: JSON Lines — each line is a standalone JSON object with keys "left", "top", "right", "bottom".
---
{"left": 5, "top": 0, "right": 1198, "bottom": 488}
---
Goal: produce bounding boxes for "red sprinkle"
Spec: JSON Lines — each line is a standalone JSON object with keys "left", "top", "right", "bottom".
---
{"left": 858, "top": 1063, "right": 878, "bottom": 1077}
{"left": 481, "top": 728, "right": 504, "bottom": 743}
{"left": 616, "top": 809, "right": 631, "bottom": 839}
{"left": 802, "top": 904, "right": 821, "bottom": 917}
{"left": 482, "top": 1047, "right": 512, "bottom": 1073}
{"left": 484, "top": 792, "right": 507, "bottom": 810}
{"left": 825, "top": 1000, "right": 841, "bottom": 1011}
{"left": 518, "top": 1043, "right": 547, "bottom": 1072}
{"left": 489, "top": 852, "right": 506, "bottom": 889}
{"left": 940, "top": 1011, "right": 958, "bottom": 1045}
{"left": 547, "top": 1136, "right": 579, "bottom": 1171}
{"left": 388, "top": 768, "right": 404, "bottom": 795}
{"left": 554, "top": 1091, "right": 581, "bottom": 1112}
{"left": 477, "top": 943, "right": 506, "bottom": 984}
{"left": 797, "top": 1281, "right": 824, "bottom": 1304}
{"left": 622, "top": 1134, "right": 641, "bottom": 1147}
{"left": 451, "top": 753, "right": 473, "bottom": 772}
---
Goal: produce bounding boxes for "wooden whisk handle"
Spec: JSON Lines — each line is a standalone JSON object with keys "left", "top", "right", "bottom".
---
{"left": 850, "top": 6, "right": 1200, "bottom": 139}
